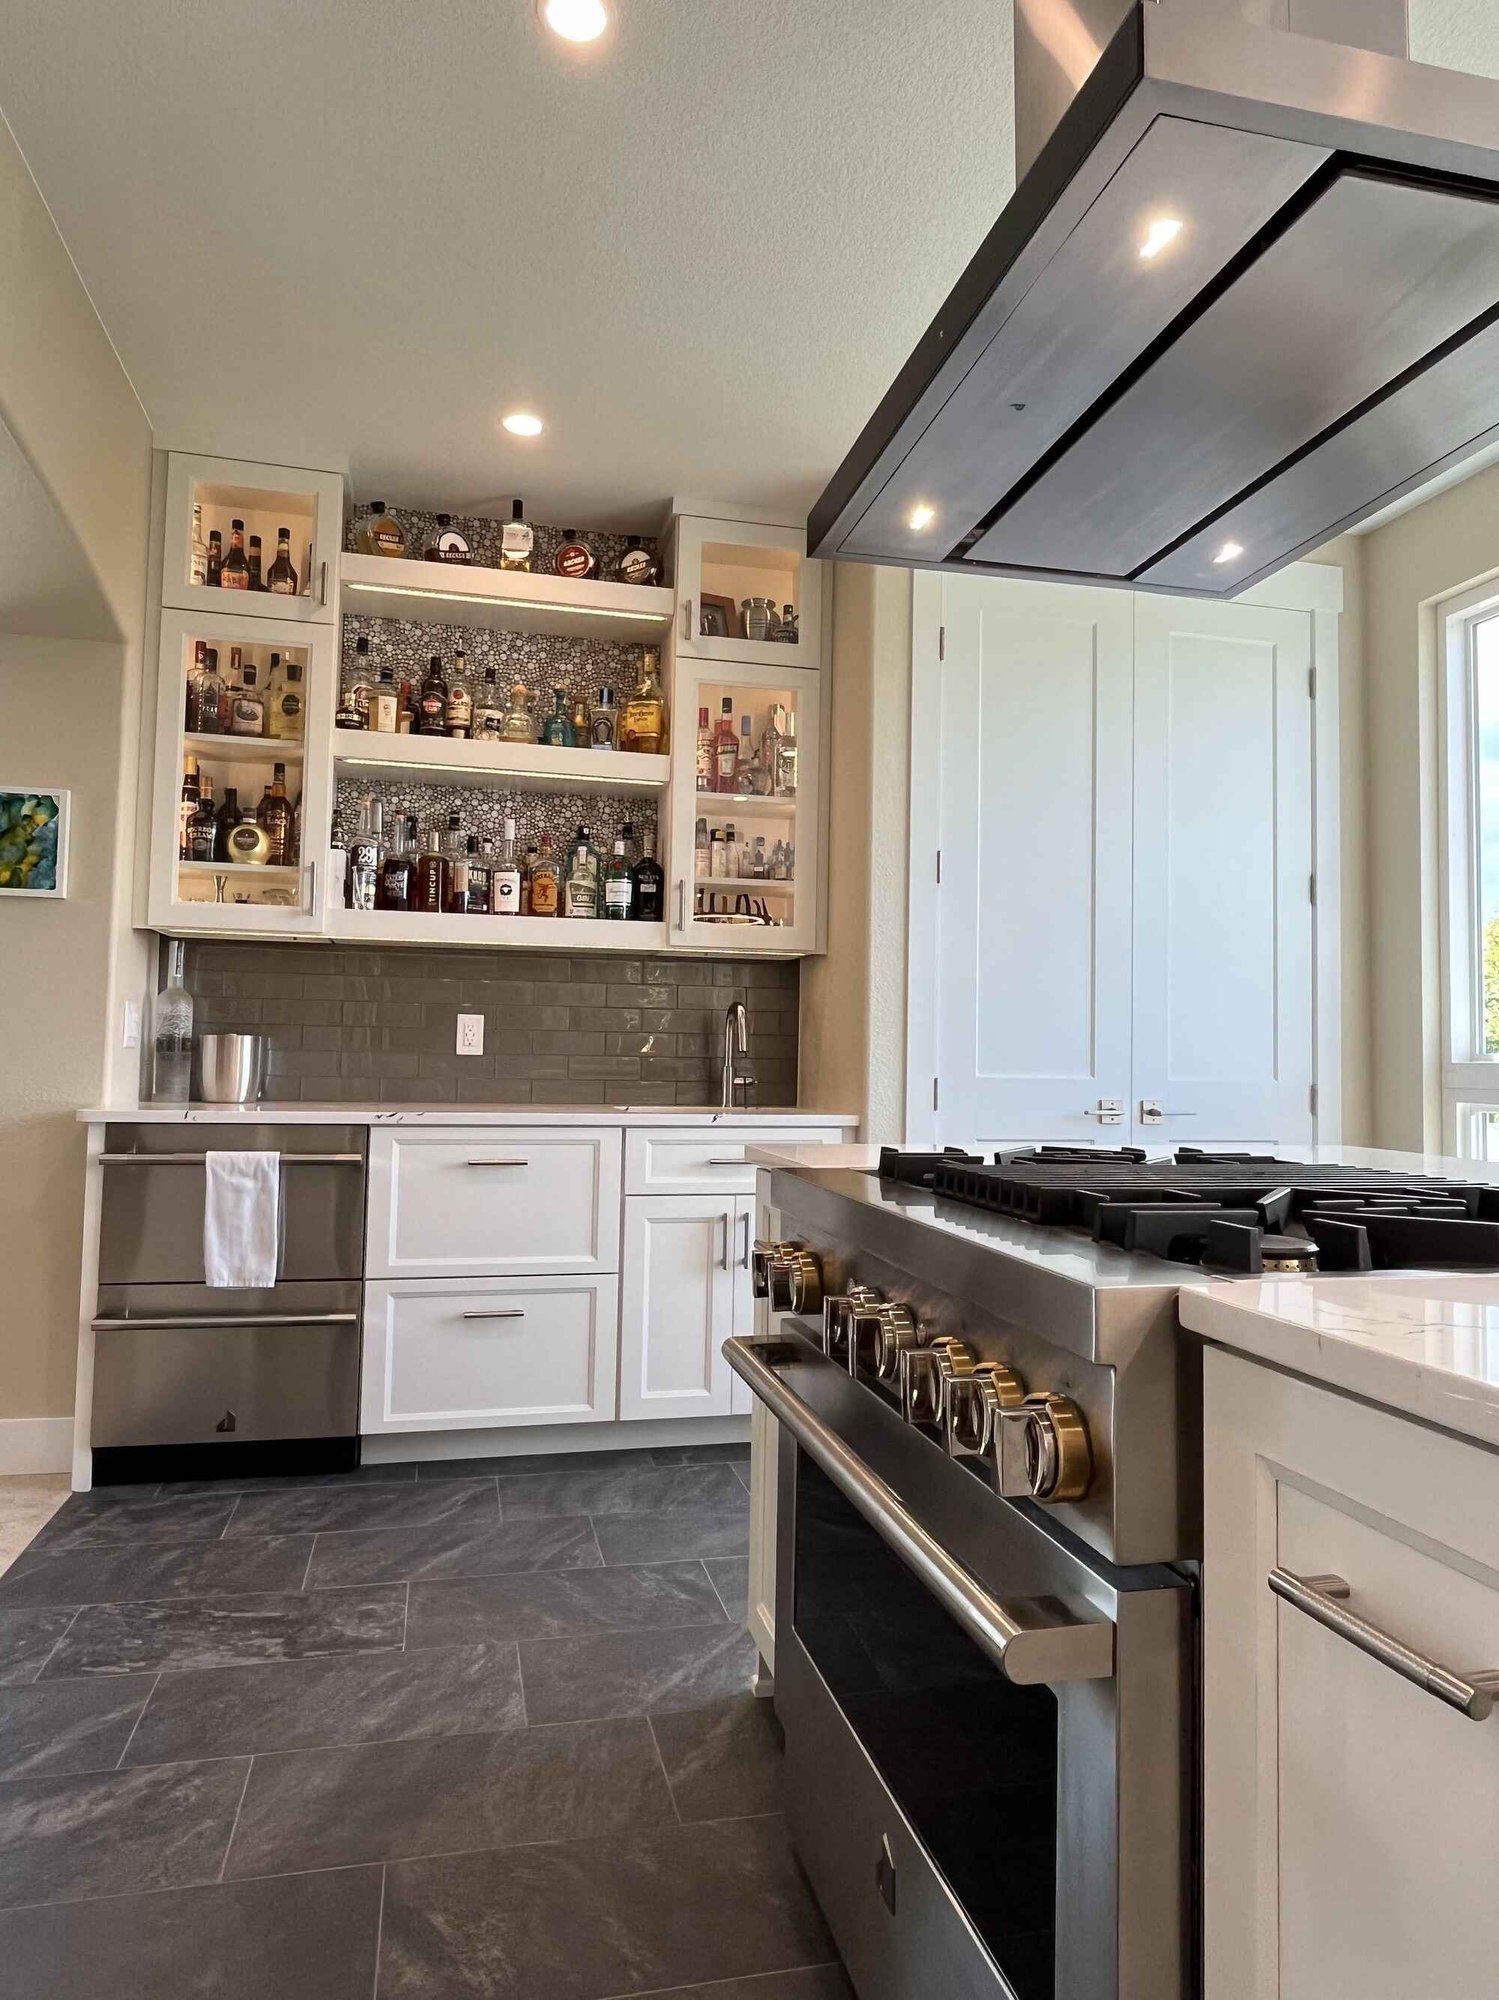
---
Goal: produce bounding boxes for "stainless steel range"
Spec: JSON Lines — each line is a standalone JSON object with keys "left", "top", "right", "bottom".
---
{"left": 726, "top": 1145, "right": 1499, "bottom": 2000}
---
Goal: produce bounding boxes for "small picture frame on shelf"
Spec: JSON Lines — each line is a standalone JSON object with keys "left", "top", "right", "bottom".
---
{"left": 699, "top": 593, "right": 738, "bottom": 639}
{"left": 0, "top": 784, "right": 69, "bottom": 898}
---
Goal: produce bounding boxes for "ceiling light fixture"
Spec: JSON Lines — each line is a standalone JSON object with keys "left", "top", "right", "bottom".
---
{"left": 1213, "top": 540, "right": 1246, "bottom": 565}
{"left": 538, "top": 0, "right": 609, "bottom": 43}
{"left": 502, "top": 411, "right": 545, "bottom": 437}
{"left": 908, "top": 503, "right": 937, "bottom": 532}
{"left": 1138, "top": 216, "right": 1184, "bottom": 261}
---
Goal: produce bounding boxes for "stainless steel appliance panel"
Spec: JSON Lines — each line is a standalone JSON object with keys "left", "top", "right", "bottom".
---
{"left": 98, "top": 1124, "right": 366, "bottom": 1285}
{"left": 91, "top": 1280, "right": 360, "bottom": 1447}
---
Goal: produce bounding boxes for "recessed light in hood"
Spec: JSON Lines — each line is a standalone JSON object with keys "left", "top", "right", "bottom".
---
{"left": 809, "top": 0, "right": 1499, "bottom": 599}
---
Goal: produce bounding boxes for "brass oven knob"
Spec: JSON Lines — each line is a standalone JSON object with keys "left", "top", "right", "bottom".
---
{"left": 752, "top": 1240, "right": 797, "bottom": 1300}
{"left": 766, "top": 1248, "right": 823, "bottom": 1315}
{"left": 998, "top": 1393, "right": 1093, "bottom": 1504}
{"left": 900, "top": 1336, "right": 974, "bottom": 1426}
{"left": 873, "top": 1303, "right": 921, "bottom": 1382}
{"left": 823, "top": 1284, "right": 880, "bottom": 1362}
{"left": 943, "top": 1360, "right": 1026, "bottom": 1460}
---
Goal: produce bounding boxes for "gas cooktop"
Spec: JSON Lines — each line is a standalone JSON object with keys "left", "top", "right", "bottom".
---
{"left": 876, "top": 1146, "right": 1499, "bottom": 1276}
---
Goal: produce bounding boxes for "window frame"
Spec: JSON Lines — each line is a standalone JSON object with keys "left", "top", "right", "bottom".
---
{"left": 1438, "top": 576, "right": 1499, "bottom": 1147}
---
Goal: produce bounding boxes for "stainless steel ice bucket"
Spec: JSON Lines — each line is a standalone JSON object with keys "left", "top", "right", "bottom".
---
{"left": 194, "top": 1033, "right": 268, "bottom": 1104}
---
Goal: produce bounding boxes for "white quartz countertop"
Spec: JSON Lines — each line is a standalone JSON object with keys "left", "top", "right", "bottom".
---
{"left": 745, "top": 1143, "right": 882, "bottom": 1170}
{"left": 78, "top": 1103, "right": 859, "bottom": 1128}
{"left": 1180, "top": 1275, "right": 1499, "bottom": 1450}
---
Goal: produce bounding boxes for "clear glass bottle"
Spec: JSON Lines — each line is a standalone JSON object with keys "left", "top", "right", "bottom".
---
{"left": 776, "top": 715, "right": 798, "bottom": 797}
{"left": 379, "top": 816, "right": 418, "bottom": 912}
{"left": 528, "top": 830, "right": 560, "bottom": 916}
{"left": 589, "top": 687, "right": 618, "bottom": 751}
{"left": 696, "top": 706, "right": 713, "bottom": 790}
{"left": 446, "top": 649, "right": 473, "bottom": 738}
{"left": 418, "top": 655, "right": 448, "bottom": 736}
{"left": 562, "top": 824, "right": 600, "bottom": 917}
{"left": 358, "top": 501, "right": 405, "bottom": 559}
{"left": 500, "top": 497, "right": 533, "bottom": 571}
{"left": 770, "top": 838, "right": 790, "bottom": 882}
{"left": 441, "top": 811, "right": 468, "bottom": 914}
{"left": 372, "top": 665, "right": 399, "bottom": 733}
{"left": 189, "top": 647, "right": 224, "bottom": 734}
{"left": 707, "top": 827, "right": 725, "bottom": 878}
{"left": 256, "top": 762, "right": 294, "bottom": 866}
{"left": 602, "top": 834, "right": 632, "bottom": 920}
{"left": 491, "top": 815, "right": 522, "bottom": 916}
{"left": 221, "top": 518, "right": 251, "bottom": 589}
{"left": 749, "top": 835, "right": 767, "bottom": 879}
{"left": 694, "top": 816, "right": 709, "bottom": 876}
{"left": 459, "top": 834, "right": 483, "bottom": 914}
{"left": 416, "top": 826, "right": 447, "bottom": 913}
{"left": 348, "top": 796, "right": 384, "bottom": 911}
{"left": 152, "top": 939, "right": 194, "bottom": 1104}
{"left": 630, "top": 826, "right": 665, "bottom": 921}
{"left": 735, "top": 714, "right": 756, "bottom": 790}
{"left": 473, "top": 668, "right": 504, "bottom": 741}
{"left": 539, "top": 686, "right": 577, "bottom": 747}
{"left": 266, "top": 527, "right": 298, "bottom": 594}
{"left": 229, "top": 660, "right": 266, "bottom": 737}
{"left": 500, "top": 680, "right": 536, "bottom": 742}
{"left": 781, "top": 603, "right": 799, "bottom": 644}
{"left": 619, "top": 647, "right": 666, "bottom": 754}
{"left": 190, "top": 502, "right": 208, "bottom": 586}
{"left": 713, "top": 697, "right": 738, "bottom": 791}
{"left": 760, "top": 704, "right": 784, "bottom": 788}
{"left": 721, "top": 823, "right": 739, "bottom": 878}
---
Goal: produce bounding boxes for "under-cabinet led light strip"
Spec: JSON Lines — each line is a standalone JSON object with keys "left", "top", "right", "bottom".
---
{"left": 336, "top": 757, "right": 664, "bottom": 789}
{"left": 343, "top": 579, "right": 671, "bottom": 623}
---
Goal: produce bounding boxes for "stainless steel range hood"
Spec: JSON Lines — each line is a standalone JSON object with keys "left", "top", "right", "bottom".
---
{"left": 808, "top": 0, "right": 1499, "bottom": 597}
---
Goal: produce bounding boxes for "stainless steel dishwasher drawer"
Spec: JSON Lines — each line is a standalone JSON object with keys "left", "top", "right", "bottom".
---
{"left": 91, "top": 1282, "right": 361, "bottom": 1447}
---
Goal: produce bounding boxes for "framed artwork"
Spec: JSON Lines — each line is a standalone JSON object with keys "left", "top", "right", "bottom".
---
{"left": 699, "top": 592, "right": 739, "bottom": 639}
{"left": 0, "top": 786, "right": 69, "bottom": 898}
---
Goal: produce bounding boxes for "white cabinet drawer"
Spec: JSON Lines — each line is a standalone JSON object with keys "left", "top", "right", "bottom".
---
{"left": 361, "top": 1275, "right": 619, "bottom": 1432}
{"left": 368, "top": 1127, "right": 621, "bottom": 1277}
{"left": 624, "top": 1125, "right": 847, "bottom": 1195}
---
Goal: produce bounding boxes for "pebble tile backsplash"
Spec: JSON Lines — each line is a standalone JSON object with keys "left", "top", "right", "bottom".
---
{"left": 181, "top": 941, "right": 799, "bottom": 1106}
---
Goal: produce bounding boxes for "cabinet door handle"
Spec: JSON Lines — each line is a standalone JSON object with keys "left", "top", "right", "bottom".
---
{"left": 1269, "top": 1567, "right": 1499, "bottom": 1721}
{"left": 683, "top": 597, "right": 693, "bottom": 642}
{"left": 464, "top": 1158, "right": 529, "bottom": 1167}
{"left": 739, "top": 1210, "right": 751, "bottom": 1269}
{"left": 719, "top": 1212, "right": 731, "bottom": 1270}
{"left": 461, "top": 1309, "right": 526, "bottom": 1321}
{"left": 319, "top": 559, "right": 329, "bottom": 607}
{"left": 675, "top": 880, "right": 686, "bottom": 931}
{"left": 305, "top": 857, "right": 317, "bottom": 916}
{"left": 706, "top": 1157, "right": 744, "bottom": 1166}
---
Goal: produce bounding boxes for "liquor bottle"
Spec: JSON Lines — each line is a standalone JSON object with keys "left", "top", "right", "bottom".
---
{"left": 780, "top": 603, "right": 799, "bottom": 644}
{"left": 696, "top": 707, "right": 713, "bottom": 790}
{"left": 213, "top": 786, "right": 244, "bottom": 862}
{"left": 457, "top": 835, "right": 483, "bottom": 913}
{"left": 468, "top": 836, "right": 493, "bottom": 915}
{"left": 614, "top": 535, "right": 659, "bottom": 586}
{"left": 418, "top": 655, "right": 448, "bottom": 736}
{"left": 266, "top": 527, "right": 299, "bottom": 594}
{"left": 500, "top": 497, "right": 533, "bottom": 571}
{"left": 722, "top": 824, "right": 740, "bottom": 877}
{"left": 358, "top": 501, "right": 406, "bottom": 559}
{"left": 441, "top": 812, "right": 468, "bottom": 915}
{"left": 776, "top": 714, "right": 798, "bottom": 796}
{"left": 189, "top": 647, "right": 224, "bottom": 734}
{"left": 230, "top": 660, "right": 266, "bottom": 736}
{"left": 491, "top": 816, "right": 522, "bottom": 915}
{"left": 151, "top": 940, "right": 194, "bottom": 1105}
{"left": 371, "top": 666, "right": 399, "bottom": 733}
{"left": 190, "top": 503, "right": 209, "bottom": 586}
{"left": 707, "top": 827, "right": 726, "bottom": 878}
{"left": 749, "top": 835, "right": 768, "bottom": 879}
{"left": 345, "top": 797, "right": 382, "bottom": 911}
{"left": 221, "top": 519, "right": 250, "bottom": 588}
{"left": 619, "top": 648, "right": 666, "bottom": 754}
{"left": 189, "top": 777, "right": 217, "bottom": 861}
{"left": 563, "top": 825, "right": 600, "bottom": 917}
{"left": 519, "top": 839, "right": 539, "bottom": 914}
{"left": 346, "top": 634, "right": 374, "bottom": 726}
{"left": 735, "top": 714, "right": 756, "bottom": 790}
{"left": 271, "top": 656, "right": 304, "bottom": 740}
{"left": 765, "top": 601, "right": 782, "bottom": 640}
{"left": 602, "top": 834, "right": 632, "bottom": 919}
{"left": 178, "top": 755, "right": 200, "bottom": 859}
{"left": 473, "top": 668, "right": 504, "bottom": 741}
{"left": 539, "top": 686, "right": 576, "bottom": 747}
{"left": 713, "top": 697, "right": 738, "bottom": 791}
{"left": 397, "top": 677, "right": 417, "bottom": 734}
{"left": 770, "top": 838, "right": 790, "bottom": 882}
{"left": 256, "top": 762, "right": 294, "bottom": 865}
{"left": 555, "top": 529, "right": 594, "bottom": 579}
{"left": 335, "top": 685, "right": 365, "bottom": 731}
{"left": 247, "top": 534, "right": 266, "bottom": 591}
{"left": 694, "top": 816, "right": 709, "bottom": 875}
{"left": 500, "top": 680, "right": 536, "bottom": 741}
{"left": 570, "top": 690, "right": 591, "bottom": 743}
{"left": 378, "top": 816, "right": 418, "bottom": 911}
{"left": 529, "top": 830, "right": 561, "bottom": 916}
{"left": 206, "top": 529, "right": 223, "bottom": 587}
{"left": 760, "top": 704, "right": 784, "bottom": 788}
{"left": 618, "top": 821, "right": 638, "bottom": 865}
{"left": 416, "top": 826, "right": 447, "bottom": 913}
{"left": 446, "top": 650, "right": 473, "bottom": 738}
{"left": 590, "top": 687, "right": 618, "bottom": 751}
{"left": 425, "top": 513, "right": 471, "bottom": 564}
{"left": 630, "top": 826, "right": 665, "bottom": 921}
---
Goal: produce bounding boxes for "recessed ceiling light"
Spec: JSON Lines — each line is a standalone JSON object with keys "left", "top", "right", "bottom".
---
{"left": 1139, "top": 217, "right": 1184, "bottom": 261}
{"left": 538, "top": 0, "right": 609, "bottom": 43}
{"left": 908, "top": 503, "right": 937, "bottom": 532}
{"left": 1213, "top": 540, "right": 1246, "bottom": 565}
{"left": 502, "top": 411, "right": 544, "bottom": 437}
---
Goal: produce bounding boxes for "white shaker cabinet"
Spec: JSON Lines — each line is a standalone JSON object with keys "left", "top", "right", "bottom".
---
{"left": 618, "top": 1194, "right": 754, "bottom": 1422}
{"left": 1203, "top": 1347, "right": 1499, "bottom": 2000}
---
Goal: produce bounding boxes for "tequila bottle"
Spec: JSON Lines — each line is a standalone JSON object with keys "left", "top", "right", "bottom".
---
{"left": 539, "top": 686, "right": 577, "bottom": 747}
{"left": 500, "top": 681, "right": 536, "bottom": 742}
{"left": 619, "top": 648, "right": 666, "bottom": 754}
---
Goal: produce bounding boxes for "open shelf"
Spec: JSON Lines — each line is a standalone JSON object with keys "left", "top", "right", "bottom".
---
{"left": 332, "top": 730, "right": 670, "bottom": 796}
{"left": 695, "top": 876, "right": 795, "bottom": 893}
{"left": 184, "top": 733, "right": 305, "bottom": 765}
{"left": 691, "top": 791, "right": 798, "bottom": 818}
{"left": 326, "top": 909, "right": 668, "bottom": 951}
{"left": 340, "top": 553, "right": 675, "bottom": 644}
{"left": 179, "top": 860, "right": 300, "bottom": 880}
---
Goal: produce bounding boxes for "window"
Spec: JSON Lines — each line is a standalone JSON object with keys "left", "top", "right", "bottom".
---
{"left": 1440, "top": 581, "right": 1499, "bottom": 1150}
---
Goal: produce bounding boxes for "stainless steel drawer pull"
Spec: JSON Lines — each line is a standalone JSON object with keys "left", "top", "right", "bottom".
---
{"left": 98, "top": 1152, "right": 363, "bottom": 1166}
{"left": 461, "top": 1309, "right": 526, "bottom": 1321}
{"left": 463, "top": 1158, "right": 529, "bottom": 1167}
{"left": 706, "top": 1157, "right": 745, "bottom": 1166}
{"left": 723, "top": 1334, "right": 1115, "bottom": 1688}
{"left": 1269, "top": 1568, "right": 1499, "bottom": 1721}
{"left": 91, "top": 1313, "right": 360, "bottom": 1331}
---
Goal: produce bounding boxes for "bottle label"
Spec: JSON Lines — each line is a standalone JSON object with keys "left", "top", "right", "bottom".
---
{"left": 269, "top": 577, "right": 296, "bottom": 594}
{"left": 371, "top": 522, "right": 404, "bottom": 557}
{"left": 591, "top": 714, "right": 616, "bottom": 749}
{"left": 493, "top": 873, "right": 520, "bottom": 914}
{"left": 617, "top": 548, "right": 656, "bottom": 586}
{"left": 556, "top": 543, "right": 593, "bottom": 578}
{"left": 603, "top": 878, "right": 632, "bottom": 914}
{"left": 231, "top": 699, "right": 263, "bottom": 733}
{"left": 501, "top": 524, "right": 533, "bottom": 567}
{"left": 420, "top": 695, "right": 445, "bottom": 725}
{"left": 221, "top": 571, "right": 249, "bottom": 589}
{"left": 530, "top": 874, "right": 558, "bottom": 916}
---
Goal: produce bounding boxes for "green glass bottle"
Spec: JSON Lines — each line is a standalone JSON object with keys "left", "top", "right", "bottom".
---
{"left": 539, "top": 685, "right": 577, "bottom": 748}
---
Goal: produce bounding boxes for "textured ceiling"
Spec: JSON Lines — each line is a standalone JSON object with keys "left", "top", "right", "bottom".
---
{"left": 0, "top": 0, "right": 1012, "bottom": 529}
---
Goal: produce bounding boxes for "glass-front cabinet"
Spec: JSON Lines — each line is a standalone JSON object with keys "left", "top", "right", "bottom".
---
{"left": 667, "top": 659, "right": 821, "bottom": 953}
{"left": 145, "top": 607, "right": 335, "bottom": 935}
{"left": 161, "top": 452, "right": 344, "bottom": 626}
{"left": 672, "top": 516, "right": 823, "bottom": 673}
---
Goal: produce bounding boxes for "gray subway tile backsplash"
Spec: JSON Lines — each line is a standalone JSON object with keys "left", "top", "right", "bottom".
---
{"left": 181, "top": 942, "right": 799, "bottom": 1106}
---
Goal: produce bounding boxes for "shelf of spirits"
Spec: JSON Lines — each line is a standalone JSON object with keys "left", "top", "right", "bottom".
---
{"left": 183, "top": 733, "right": 305, "bottom": 767}
{"left": 162, "top": 453, "right": 343, "bottom": 628}
{"left": 326, "top": 909, "right": 668, "bottom": 952}
{"left": 332, "top": 730, "right": 670, "bottom": 797}
{"left": 178, "top": 861, "right": 301, "bottom": 881}
{"left": 340, "top": 552, "right": 675, "bottom": 645}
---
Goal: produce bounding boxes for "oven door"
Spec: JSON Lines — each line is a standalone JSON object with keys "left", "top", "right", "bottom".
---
{"left": 727, "top": 1333, "right": 1191, "bottom": 2000}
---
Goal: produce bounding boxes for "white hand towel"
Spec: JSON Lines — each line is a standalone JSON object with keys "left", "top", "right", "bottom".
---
{"left": 203, "top": 1150, "right": 281, "bottom": 1289}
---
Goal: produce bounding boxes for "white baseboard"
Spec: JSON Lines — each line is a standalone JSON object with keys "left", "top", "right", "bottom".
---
{"left": 361, "top": 1414, "right": 751, "bottom": 1465}
{"left": 0, "top": 1417, "right": 73, "bottom": 1475}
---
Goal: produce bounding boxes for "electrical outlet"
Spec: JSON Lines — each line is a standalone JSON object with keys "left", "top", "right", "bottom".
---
{"left": 456, "top": 1012, "right": 485, "bottom": 1056}
{"left": 121, "top": 1000, "right": 141, "bottom": 1049}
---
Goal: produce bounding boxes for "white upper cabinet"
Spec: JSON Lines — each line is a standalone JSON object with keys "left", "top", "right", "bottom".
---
{"left": 161, "top": 452, "right": 344, "bottom": 625}
{"left": 671, "top": 516, "right": 823, "bottom": 673}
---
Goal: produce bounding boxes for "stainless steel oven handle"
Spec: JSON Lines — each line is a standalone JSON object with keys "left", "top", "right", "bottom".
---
{"left": 91, "top": 1313, "right": 360, "bottom": 1330}
{"left": 1269, "top": 1567, "right": 1499, "bottom": 1720}
{"left": 723, "top": 1336, "right": 1115, "bottom": 1687}
{"left": 98, "top": 1153, "right": 363, "bottom": 1165}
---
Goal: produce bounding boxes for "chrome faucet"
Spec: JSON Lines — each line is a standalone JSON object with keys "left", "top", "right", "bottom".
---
{"left": 720, "top": 1001, "right": 755, "bottom": 1109}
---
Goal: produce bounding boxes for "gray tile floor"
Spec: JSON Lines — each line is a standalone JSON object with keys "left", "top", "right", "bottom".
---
{"left": 0, "top": 1444, "right": 853, "bottom": 2000}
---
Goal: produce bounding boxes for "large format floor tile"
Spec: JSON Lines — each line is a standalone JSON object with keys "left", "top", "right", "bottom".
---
{"left": 0, "top": 1756, "right": 250, "bottom": 1908}
{"left": 31, "top": 1494, "right": 239, "bottom": 1554}
{"left": 592, "top": 1505, "right": 752, "bottom": 1567}
{"left": 649, "top": 1443, "right": 752, "bottom": 1467}
{"left": 305, "top": 1512, "right": 600, "bottom": 1589}
{"left": 649, "top": 1694, "right": 784, "bottom": 1822}
{"left": 0, "top": 1534, "right": 315, "bottom": 1609}
{"left": 0, "top": 1859, "right": 383, "bottom": 2000}
{"left": 405, "top": 1561, "right": 726, "bottom": 1649}
{"left": 647, "top": 1974, "right": 853, "bottom": 2000}
{"left": 379, "top": 1813, "right": 835, "bottom": 2000}
{"left": 0, "top": 1674, "right": 154, "bottom": 1781}
{"left": 158, "top": 1463, "right": 417, "bottom": 1496}
{"left": 124, "top": 1643, "right": 523, "bottom": 1763}
{"left": 705, "top": 1556, "right": 751, "bottom": 1622}
{"left": 0, "top": 1607, "right": 78, "bottom": 1686}
{"left": 224, "top": 1478, "right": 497, "bottom": 1539}
{"left": 495, "top": 1463, "right": 749, "bottom": 1520}
{"left": 417, "top": 1449, "right": 650, "bottom": 1481}
{"left": 40, "top": 1585, "right": 407, "bottom": 1677}
{"left": 224, "top": 1716, "right": 675, "bottom": 1876}
{"left": 519, "top": 1622, "right": 759, "bottom": 1723}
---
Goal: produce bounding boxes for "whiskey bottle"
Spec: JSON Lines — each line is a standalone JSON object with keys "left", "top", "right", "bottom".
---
{"left": 713, "top": 697, "right": 738, "bottom": 791}
{"left": 520, "top": 841, "right": 538, "bottom": 914}
{"left": 206, "top": 529, "right": 223, "bottom": 587}
{"left": 473, "top": 668, "right": 504, "bottom": 741}
{"left": 499, "top": 681, "right": 536, "bottom": 742}
{"left": 425, "top": 514, "right": 471, "bottom": 564}
{"left": 256, "top": 763, "right": 294, "bottom": 865}
{"left": 452, "top": 835, "right": 480, "bottom": 914}
{"left": 441, "top": 813, "right": 467, "bottom": 914}
{"left": 266, "top": 527, "right": 299, "bottom": 594}
{"left": 491, "top": 816, "right": 522, "bottom": 915}
{"left": 178, "top": 756, "right": 200, "bottom": 859}
{"left": 190, "top": 502, "right": 209, "bottom": 586}
{"left": 397, "top": 677, "right": 417, "bottom": 734}
{"left": 348, "top": 796, "right": 384, "bottom": 911}
{"left": 230, "top": 660, "right": 266, "bottom": 736}
{"left": 619, "top": 648, "right": 666, "bottom": 754}
{"left": 271, "top": 657, "right": 305, "bottom": 740}
{"left": 500, "top": 498, "right": 533, "bottom": 571}
{"left": 590, "top": 687, "right": 618, "bottom": 751}
{"left": 446, "top": 650, "right": 473, "bottom": 738}
{"left": 247, "top": 534, "right": 266, "bottom": 591}
{"left": 371, "top": 666, "right": 399, "bottom": 734}
{"left": 221, "top": 519, "right": 251, "bottom": 588}
{"left": 467, "top": 836, "right": 493, "bottom": 915}
{"left": 696, "top": 707, "right": 713, "bottom": 790}
{"left": 335, "top": 685, "right": 365, "bottom": 731}
{"left": 418, "top": 655, "right": 448, "bottom": 736}
{"left": 555, "top": 529, "right": 594, "bottom": 579}
{"left": 379, "top": 816, "right": 419, "bottom": 912}
{"left": 630, "top": 826, "right": 665, "bottom": 921}
{"left": 415, "top": 826, "right": 447, "bottom": 913}
{"left": 602, "top": 834, "right": 632, "bottom": 919}
{"left": 614, "top": 535, "right": 659, "bottom": 586}
{"left": 528, "top": 830, "right": 561, "bottom": 917}
{"left": 188, "top": 777, "right": 217, "bottom": 862}
{"left": 213, "top": 786, "right": 244, "bottom": 862}
{"left": 562, "top": 825, "right": 600, "bottom": 917}
{"left": 539, "top": 686, "right": 576, "bottom": 747}
{"left": 358, "top": 502, "right": 406, "bottom": 559}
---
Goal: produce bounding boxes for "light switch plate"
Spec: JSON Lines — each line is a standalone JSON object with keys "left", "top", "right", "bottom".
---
{"left": 456, "top": 1012, "right": 485, "bottom": 1056}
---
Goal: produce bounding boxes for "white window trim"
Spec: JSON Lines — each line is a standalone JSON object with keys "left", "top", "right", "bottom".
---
{"left": 1437, "top": 573, "right": 1499, "bottom": 1150}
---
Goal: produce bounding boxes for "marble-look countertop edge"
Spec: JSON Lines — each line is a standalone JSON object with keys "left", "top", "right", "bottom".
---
{"left": 77, "top": 1103, "right": 860, "bottom": 1129}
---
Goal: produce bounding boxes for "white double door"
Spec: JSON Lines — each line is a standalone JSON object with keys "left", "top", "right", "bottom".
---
{"left": 933, "top": 576, "right": 1317, "bottom": 1150}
